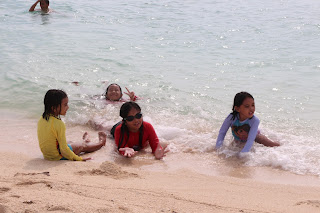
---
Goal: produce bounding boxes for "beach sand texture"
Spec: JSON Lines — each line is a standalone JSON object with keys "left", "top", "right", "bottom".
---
{"left": 1, "top": 116, "right": 320, "bottom": 213}
{"left": 1, "top": 0, "right": 320, "bottom": 212}
{"left": 1, "top": 152, "right": 320, "bottom": 213}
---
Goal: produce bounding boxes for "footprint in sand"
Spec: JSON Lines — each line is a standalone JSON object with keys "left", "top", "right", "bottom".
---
{"left": 0, "top": 187, "right": 10, "bottom": 193}
{"left": 47, "top": 205, "right": 72, "bottom": 212}
{"left": 14, "top": 172, "right": 50, "bottom": 177}
{"left": 296, "top": 200, "right": 320, "bottom": 208}
{"left": 23, "top": 201, "right": 35, "bottom": 204}
{"left": 77, "top": 161, "right": 139, "bottom": 179}
{"left": 0, "top": 205, "right": 9, "bottom": 213}
{"left": 16, "top": 180, "right": 52, "bottom": 189}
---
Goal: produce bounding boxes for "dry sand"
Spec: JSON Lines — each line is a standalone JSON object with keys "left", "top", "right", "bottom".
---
{"left": 1, "top": 152, "right": 320, "bottom": 213}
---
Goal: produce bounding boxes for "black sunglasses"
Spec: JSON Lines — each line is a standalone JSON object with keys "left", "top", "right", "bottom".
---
{"left": 124, "top": 112, "right": 142, "bottom": 122}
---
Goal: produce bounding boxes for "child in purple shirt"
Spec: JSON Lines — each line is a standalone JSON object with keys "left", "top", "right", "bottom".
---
{"left": 216, "top": 92, "right": 280, "bottom": 153}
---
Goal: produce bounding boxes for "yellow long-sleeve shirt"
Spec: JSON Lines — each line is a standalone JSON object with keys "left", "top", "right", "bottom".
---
{"left": 37, "top": 115, "right": 82, "bottom": 161}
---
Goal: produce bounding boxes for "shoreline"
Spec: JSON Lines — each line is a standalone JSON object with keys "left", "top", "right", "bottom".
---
{"left": 1, "top": 113, "right": 320, "bottom": 212}
{"left": 1, "top": 111, "right": 320, "bottom": 186}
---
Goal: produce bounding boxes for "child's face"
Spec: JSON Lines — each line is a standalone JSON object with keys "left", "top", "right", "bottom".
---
{"left": 54, "top": 97, "right": 69, "bottom": 116}
{"left": 235, "top": 97, "right": 255, "bottom": 121}
{"left": 40, "top": 0, "right": 49, "bottom": 10}
{"left": 106, "top": 85, "right": 122, "bottom": 101}
{"left": 125, "top": 108, "right": 143, "bottom": 132}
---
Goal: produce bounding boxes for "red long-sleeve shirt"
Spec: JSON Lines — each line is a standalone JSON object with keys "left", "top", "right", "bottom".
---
{"left": 114, "top": 121, "right": 160, "bottom": 155}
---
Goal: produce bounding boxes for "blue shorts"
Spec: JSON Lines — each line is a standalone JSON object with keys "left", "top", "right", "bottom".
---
{"left": 60, "top": 144, "right": 73, "bottom": 160}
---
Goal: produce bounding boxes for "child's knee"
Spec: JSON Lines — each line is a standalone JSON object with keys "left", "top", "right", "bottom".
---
{"left": 71, "top": 143, "right": 85, "bottom": 155}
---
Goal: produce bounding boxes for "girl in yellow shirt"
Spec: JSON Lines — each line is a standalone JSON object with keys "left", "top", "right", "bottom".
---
{"left": 37, "top": 89, "right": 106, "bottom": 161}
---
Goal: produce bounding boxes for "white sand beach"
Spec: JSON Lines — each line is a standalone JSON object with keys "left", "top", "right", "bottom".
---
{"left": 1, "top": 114, "right": 320, "bottom": 213}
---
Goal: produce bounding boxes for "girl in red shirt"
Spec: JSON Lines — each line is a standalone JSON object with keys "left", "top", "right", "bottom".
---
{"left": 113, "top": 102, "right": 168, "bottom": 159}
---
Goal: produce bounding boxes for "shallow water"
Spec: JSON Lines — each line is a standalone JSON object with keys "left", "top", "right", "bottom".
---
{"left": 1, "top": 0, "right": 320, "bottom": 176}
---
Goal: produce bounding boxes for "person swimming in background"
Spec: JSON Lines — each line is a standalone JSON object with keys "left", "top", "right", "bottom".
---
{"left": 71, "top": 81, "right": 139, "bottom": 131}
{"left": 29, "top": 0, "right": 51, "bottom": 13}
{"left": 112, "top": 101, "right": 169, "bottom": 159}
{"left": 215, "top": 91, "right": 280, "bottom": 154}
{"left": 71, "top": 81, "right": 139, "bottom": 103}
{"left": 104, "top": 83, "right": 138, "bottom": 102}
{"left": 37, "top": 89, "right": 107, "bottom": 161}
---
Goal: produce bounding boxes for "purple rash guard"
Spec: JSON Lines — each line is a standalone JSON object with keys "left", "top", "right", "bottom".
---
{"left": 215, "top": 114, "right": 260, "bottom": 152}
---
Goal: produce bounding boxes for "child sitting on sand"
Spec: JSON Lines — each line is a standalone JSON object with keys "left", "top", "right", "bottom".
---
{"left": 112, "top": 102, "right": 169, "bottom": 159}
{"left": 215, "top": 91, "right": 280, "bottom": 154}
{"left": 37, "top": 89, "right": 107, "bottom": 161}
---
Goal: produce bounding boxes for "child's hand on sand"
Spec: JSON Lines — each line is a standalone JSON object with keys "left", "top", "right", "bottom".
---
{"left": 237, "top": 152, "right": 250, "bottom": 161}
{"left": 119, "top": 147, "right": 137, "bottom": 158}
{"left": 154, "top": 144, "right": 169, "bottom": 160}
{"left": 82, "top": 157, "right": 92, "bottom": 161}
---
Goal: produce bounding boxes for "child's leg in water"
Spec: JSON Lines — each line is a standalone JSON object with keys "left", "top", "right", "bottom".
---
{"left": 71, "top": 132, "right": 107, "bottom": 155}
{"left": 255, "top": 134, "right": 280, "bottom": 147}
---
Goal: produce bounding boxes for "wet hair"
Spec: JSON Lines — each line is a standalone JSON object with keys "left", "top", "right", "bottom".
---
{"left": 120, "top": 101, "right": 141, "bottom": 119}
{"left": 118, "top": 102, "right": 143, "bottom": 151}
{"left": 42, "top": 89, "right": 67, "bottom": 121}
{"left": 231, "top": 91, "right": 254, "bottom": 120}
{"left": 40, "top": 0, "right": 49, "bottom": 5}
{"left": 104, "top": 83, "right": 122, "bottom": 100}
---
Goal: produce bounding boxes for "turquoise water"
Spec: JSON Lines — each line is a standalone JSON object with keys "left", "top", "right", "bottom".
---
{"left": 1, "top": 0, "right": 320, "bottom": 176}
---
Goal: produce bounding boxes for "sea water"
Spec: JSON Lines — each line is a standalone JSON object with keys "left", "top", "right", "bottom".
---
{"left": 1, "top": 0, "right": 320, "bottom": 177}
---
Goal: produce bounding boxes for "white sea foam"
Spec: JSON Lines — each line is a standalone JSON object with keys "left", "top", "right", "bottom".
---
{"left": 0, "top": 0, "right": 320, "bottom": 177}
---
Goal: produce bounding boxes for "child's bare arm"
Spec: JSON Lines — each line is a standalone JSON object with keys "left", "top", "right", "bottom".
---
{"left": 29, "top": 0, "right": 40, "bottom": 12}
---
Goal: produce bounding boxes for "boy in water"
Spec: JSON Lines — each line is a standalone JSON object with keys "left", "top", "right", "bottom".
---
{"left": 29, "top": 0, "right": 50, "bottom": 13}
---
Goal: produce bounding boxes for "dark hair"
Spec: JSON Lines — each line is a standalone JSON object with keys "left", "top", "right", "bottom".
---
{"left": 118, "top": 102, "right": 143, "bottom": 151}
{"left": 104, "top": 83, "right": 122, "bottom": 100}
{"left": 231, "top": 91, "right": 254, "bottom": 120}
{"left": 42, "top": 89, "right": 67, "bottom": 121}
{"left": 40, "top": 0, "right": 49, "bottom": 5}
{"left": 120, "top": 101, "right": 141, "bottom": 119}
